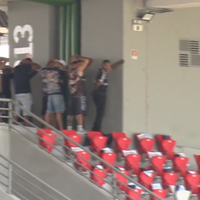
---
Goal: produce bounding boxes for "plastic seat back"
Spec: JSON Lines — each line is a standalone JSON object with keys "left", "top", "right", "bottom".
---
{"left": 185, "top": 173, "right": 200, "bottom": 194}
{"left": 151, "top": 189, "right": 167, "bottom": 200}
{"left": 37, "top": 129, "right": 52, "bottom": 146}
{"left": 91, "top": 168, "right": 106, "bottom": 187}
{"left": 112, "top": 132, "right": 126, "bottom": 141}
{"left": 116, "top": 169, "right": 129, "bottom": 191}
{"left": 194, "top": 155, "right": 200, "bottom": 173}
{"left": 87, "top": 131, "right": 102, "bottom": 139}
{"left": 125, "top": 154, "right": 141, "bottom": 175}
{"left": 151, "top": 156, "right": 166, "bottom": 176}
{"left": 116, "top": 137, "right": 132, "bottom": 153}
{"left": 162, "top": 172, "right": 178, "bottom": 190}
{"left": 140, "top": 138, "right": 155, "bottom": 153}
{"left": 126, "top": 189, "right": 142, "bottom": 200}
{"left": 75, "top": 151, "right": 91, "bottom": 171}
{"left": 42, "top": 132, "right": 57, "bottom": 152}
{"left": 139, "top": 170, "right": 155, "bottom": 189}
{"left": 173, "top": 156, "right": 189, "bottom": 177}
{"left": 101, "top": 152, "right": 116, "bottom": 173}
{"left": 92, "top": 136, "right": 107, "bottom": 155}
{"left": 162, "top": 139, "right": 176, "bottom": 157}
{"left": 62, "top": 130, "right": 77, "bottom": 136}
{"left": 65, "top": 134, "right": 82, "bottom": 148}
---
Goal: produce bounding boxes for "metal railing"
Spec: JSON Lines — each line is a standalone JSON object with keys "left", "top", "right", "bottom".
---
{"left": 0, "top": 98, "right": 164, "bottom": 200}
{"left": 0, "top": 153, "right": 71, "bottom": 200}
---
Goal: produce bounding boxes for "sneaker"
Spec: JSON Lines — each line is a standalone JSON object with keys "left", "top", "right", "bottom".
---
{"left": 77, "top": 129, "right": 87, "bottom": 135}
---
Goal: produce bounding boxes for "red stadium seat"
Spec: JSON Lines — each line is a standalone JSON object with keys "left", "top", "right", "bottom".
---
{"left": 62, "top": 130, "right": 77, "bottom": 136}
{"left": 115, "top": 137, "right": 132, "bottom": 155}
{"left": 136, "top": 134, "right": 155, "bottom": 154}
{"left": 74, "top": 151, "right": 91, "bottom": 171}
{"left": 37, "top": 128, "right": 52, "bottom": 146}
{"left": 126, "top": 188, "right": 142, "bottom": 200}
{"left": 64, "top": 134, "right": 82, "bottom": 149}
{"left": 194, "top": 155, "right": 200, "bottom": 173}
{"left": 151, "top": 155, "right": 166, "bottom": 176}
{"left": 150, "top": 189, "right": 167, "bottom": 200}
{"left": 185, "top": 172, "right": 200, "bottom": 194}
{"left": 116, "top": 167, "right": 129, "bottom": 191}
{"left": 41, "top": 132, "right": 57, "bottom": 152}
{"left": 90, "top": 136, "right": 107, "bottom": 156}
{"left": 101, "top": 152, "right": 117, "bottom": 173}
{"left": 173, "top": 155, "right": 189, "bottom": 177}
{"left": 139, "top": 170, "right": 155, "bottom": 189}
{"left": 162, "top": 172, "right": 178, "bottom": 192}
{"left": 112, "top": 132, "right": 126, "bottom": 141}
{"left": 125, "top": 154, "right": 141, "bottom": 175}
{"left": 91, "top": 165, "right": 107, "bottom": 187}
{"left": 87, "top": 131, "right": 102, "bottom": 140}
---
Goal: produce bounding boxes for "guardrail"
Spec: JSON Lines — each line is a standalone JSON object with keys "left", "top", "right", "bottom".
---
{"left": 0, "top": 153, "right": 71, "bottom": 200}
{"left": 0, "top": 98, "right": 164, "bottom": 200}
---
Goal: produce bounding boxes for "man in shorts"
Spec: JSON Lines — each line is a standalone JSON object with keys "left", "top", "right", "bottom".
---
{"left": 14, "top": 57, "right": 41, "bottom": 126}
{"left": 67, "top": 54, "right": 92, "bottom": 134}
{"left": 41, "top": 59, "right": 66, "bottom": 130}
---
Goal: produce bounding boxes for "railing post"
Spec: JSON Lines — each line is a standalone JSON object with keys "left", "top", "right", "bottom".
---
{"left": 112, "top": 171, "right": 118, "bottom": 199}
{"left": 8, "top": 163, "right": 12, "bottom": 194}
{"left": 8, "top": 101, "right": 13, "bottom": 129}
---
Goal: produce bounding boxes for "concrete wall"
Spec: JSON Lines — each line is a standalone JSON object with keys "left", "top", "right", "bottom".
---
{"left": 8, "top": 1, "right": 58, "bottom": 121}
{"left": 123, "top": 0, "right": 200, "bottom": 148}
{"left": 81, "top": 0, "right": 123, "bottom": 133}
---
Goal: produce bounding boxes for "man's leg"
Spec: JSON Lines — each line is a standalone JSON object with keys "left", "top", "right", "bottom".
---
{"left": 53, "top": 94, "right": 65, "bottom": 131}
{"left": 81, "top": 95, "right": 87, "bottom": 128}
{"left": 67, "top": 97, "right": 74, "bottom": 130}
{"left": 13, "top": 95, "right": 21, "bottom": 125}
{"left": 74, "top": 97, "right": 86, "bottom": 134}
{"left": 21, "top": 94, "right": 33, "bottom": 126}
{"left": 92, "top": 94, "right": 106, "bottom": 131}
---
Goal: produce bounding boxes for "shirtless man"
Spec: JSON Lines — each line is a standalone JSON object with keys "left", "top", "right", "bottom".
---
{"left": 67, "top": 54, "right": 93, "bottom": 134}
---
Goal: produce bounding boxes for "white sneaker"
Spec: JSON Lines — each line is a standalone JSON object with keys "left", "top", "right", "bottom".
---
{"left": 77, "top": 129, "right": 87, "bottom": 135}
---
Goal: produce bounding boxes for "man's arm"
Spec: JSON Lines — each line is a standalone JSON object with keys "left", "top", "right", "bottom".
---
{"left": 0, "top": 58, "right": 9, "bottom": 70}
{"left": 111, "top": 59, "right": 124, "bottom": 70}
{"left": 31, "top": 62, "right": 41, "bottom": 70}
{"left": 77, "top": 55, "right": 93, "bottom": 72}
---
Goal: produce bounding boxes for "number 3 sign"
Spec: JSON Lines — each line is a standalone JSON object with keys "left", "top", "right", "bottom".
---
{"left": 13, "top": 24, "right": 34, "bottom": 67}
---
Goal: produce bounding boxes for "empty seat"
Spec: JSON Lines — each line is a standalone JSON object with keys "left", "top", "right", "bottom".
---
{"left": 115, "top": 137, "right": 132, "bottom": 155}
{"left": 101, "top": 152, "right": 117, "bottom": 173}
{"left": 91, "top": 165, "right": 107, "bottom": 187}
{"left": 126, "top": 188, "right": 142, "bottom": 200}
{"left": 162, "top": 172, "right": 178, "bottom": 192}
{"left": 74, "top": 151, "right": 92, "bottom": 171}
{"left": 64, "top": 134, "right": 82, "bottom": 149}
{"left": 90, "top": 136, "right": 107, "bottom": 156}
{"left": 37, "top": 128, "right": 52, "bottom": 146}
{"left": 41, "top": 132, "right": 57, "bottom": 152}
{"left": 136, "top": 133, "right": 155, "bottom": 154}
{"left": 185, "top": 172, "right": 200, "bottom": 194}
{"left": 173, "top": 154, "right": 189, "bottom": 177}
{"left": 115, "top": 167, "right": 129, "bottom": 191}
{"left": 194, "top": 155, "right": 200, "bottom": 173}
{"left": 125, "top": 153, "right": 141, "bottom": 175}
{"left": 139, "top": 170, "right": 155, "bottom": 189}
{"left": 150, "top": 155, "right": 166, "bottom": 176}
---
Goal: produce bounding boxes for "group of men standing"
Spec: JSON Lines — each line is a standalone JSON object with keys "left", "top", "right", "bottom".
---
{"left": 0, "top": 55, "right": 124, "bottom": 134}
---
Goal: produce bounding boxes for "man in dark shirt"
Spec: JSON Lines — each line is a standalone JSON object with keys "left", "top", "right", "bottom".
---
{"left": 91, "top": 59, "right": 124, "bottom": 131}
{"left": 14, "top": 58, "right": 41, "bottom": 126}
{"left": 41, "top": 59, "right": 66, "bottom": 130}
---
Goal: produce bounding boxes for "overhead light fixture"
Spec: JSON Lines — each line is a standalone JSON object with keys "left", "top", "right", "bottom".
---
{"left": 141, "top": 13, "right": 154, "bottom": 22}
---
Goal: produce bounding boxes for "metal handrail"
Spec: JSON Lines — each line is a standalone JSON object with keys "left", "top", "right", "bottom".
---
{"left": 0, "top": 153, "right": 71, "bottom": 200}
{"left": 0, "top": 98, "right": 164, "bottom": 200}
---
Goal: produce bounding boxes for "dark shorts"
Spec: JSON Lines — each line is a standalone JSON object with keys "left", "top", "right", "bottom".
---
{"left": 68, "top": 96, "right": 87, "bottom": 116}
{"left": 41, "top": 95, "right": 48, "bottom": 116}
{"left": 0, "top": 94, "right": 7, "bottom": 116}
{"left": 81, "top": 95, "right": 87, "bottom": 116}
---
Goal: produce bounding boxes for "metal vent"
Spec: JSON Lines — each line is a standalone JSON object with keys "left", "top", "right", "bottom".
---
{"left": 190, "top": 41, "right": 199, "bottom": 55}
{"left": 179, "top": 54, "right": 189, "bottom": 67}
{"left": 179, "top": 39, "right": 200, "bottom": 67}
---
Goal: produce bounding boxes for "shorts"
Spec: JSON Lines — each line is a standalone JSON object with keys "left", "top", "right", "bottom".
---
{"left": 15, "top": 93, "right": 32, "bottom": 116}
{"left": 68, "top": 96, "right": 84, "bottom": 116}
{"left": 47, "top": 94, "right": 65, "bottom": 113}
{"left": 81, "top": 95, "right": 87, "bottom": 116}
{"left": 41, "top": 95, "right": 48, "bottom": 116}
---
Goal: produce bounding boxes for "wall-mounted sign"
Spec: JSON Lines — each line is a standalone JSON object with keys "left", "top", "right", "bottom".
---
{"left": 132, "top": 49, "right": 138, "bottom": 60}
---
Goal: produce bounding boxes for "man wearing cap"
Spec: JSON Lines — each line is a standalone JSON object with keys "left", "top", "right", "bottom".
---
{"left": 67, "top": 54, "right": 93, "bottom": 134}
{"left": 14, "top": 57, "right": 41, "bottom": 126}
{"left": 41, "top": 58, "right": 66, "bottom": 130}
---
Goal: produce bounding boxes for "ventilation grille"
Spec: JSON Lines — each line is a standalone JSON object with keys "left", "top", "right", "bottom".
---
{"left": 179, "top": 40, "right": 200, "bottom": 67}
